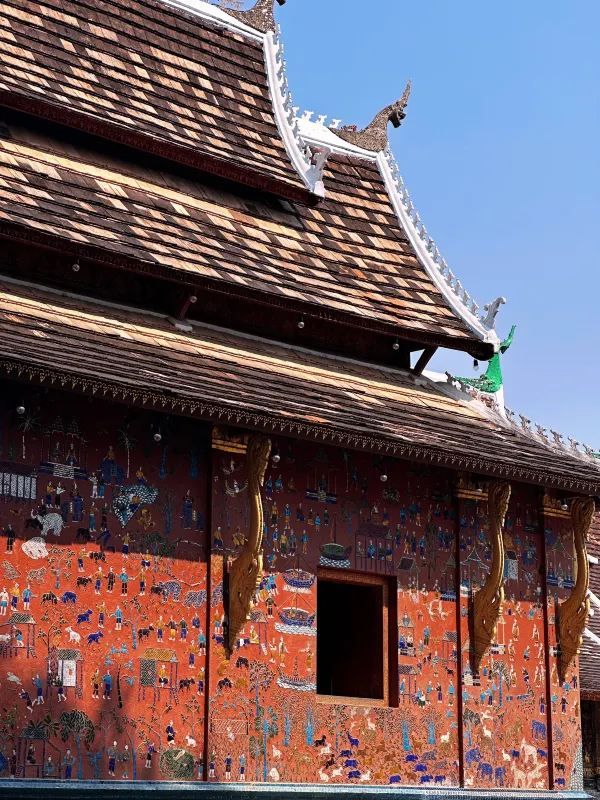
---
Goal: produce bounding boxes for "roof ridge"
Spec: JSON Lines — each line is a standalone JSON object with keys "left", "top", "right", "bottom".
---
{"left": 502, "top": 407, "right": 600, "bottom": 468}
{"left": 378, "top": 147, "right": 503, "bottom": 348}
{"left": 265, "top": 24, "right": 327, "bottom": 197}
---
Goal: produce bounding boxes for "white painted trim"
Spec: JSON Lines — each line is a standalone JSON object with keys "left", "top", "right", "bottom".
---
{"left": 589, "top": 590, "right": 600, "bottom": 611}
{"left": 263, "top": 30, "right": 325, "bottom": 197}
{"left": 158, "top": 0, "right": 263, "bottom": 41}
{"left": 298, "top": 118, "right": 378, "bottom": 161}
{"left": 589, "top": 554, "right": 599, "bottom": 565}
{"left": 377, "top": 150, "right": 500, "bottom": 348}
{"left": 155, "top": 2, "right": 323, "bottom": 195}
{"left": 584, "top": 627, "right": 600, "bottom": 648}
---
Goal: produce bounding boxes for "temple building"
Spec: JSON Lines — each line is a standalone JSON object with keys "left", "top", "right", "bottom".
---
{"left": 0, "top": 0, "right": 598, "bottom": 796}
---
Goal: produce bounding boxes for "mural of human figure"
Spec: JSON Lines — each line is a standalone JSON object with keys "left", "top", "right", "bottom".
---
{"left": 0, "top": 588, "right": 8, "bottom": 616}
{"left": 107, "top": 741, "right": 117, "bottom": 776}
{"left": 182, "top": 490, "right": 194, "bottom": 529}
{"left": 63, "top": 749, "right": 74, "bottom": 779}
{"left": 166, "top": 720, "right": 176, "bottom": 747}
{"left": 5, "top": 524, "right": 15, "bottom": 553}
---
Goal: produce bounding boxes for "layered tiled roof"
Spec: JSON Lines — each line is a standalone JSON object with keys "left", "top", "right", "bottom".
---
{"left": 0, "top": 0, "right": 310, "bottom": 199}
{"left": 0, "top": 1, "right": 504, "bottom": 353}
{"left": 0, "top": 120, "right": 481, "bottom": 348}
{"left": 1, "top": 278, "right": 599, "bottom": 492}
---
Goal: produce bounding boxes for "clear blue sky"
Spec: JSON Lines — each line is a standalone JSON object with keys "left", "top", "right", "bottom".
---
{"left": 274, "top": 1, "right": 600, "bottom": 446}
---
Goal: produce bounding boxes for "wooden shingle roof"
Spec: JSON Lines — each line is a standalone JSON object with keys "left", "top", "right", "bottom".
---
{"left": 0, "top": 1, "right": 503, "bottom": 353}
{"left": 0, "top": 279, "right": 599, "bottom": 493}
{"left": 0, "top": 120, "right": 481, "bottom": 349}
{"left": 0, "top": 0, "right": 311, "bottom": 201}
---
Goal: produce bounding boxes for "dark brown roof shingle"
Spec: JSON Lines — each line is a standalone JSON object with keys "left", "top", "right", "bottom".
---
{"left": 0, "top": 0, "right": 307, "bottom": 196}
{"left": 0, "top": 279, "right": 598, "bottom": 493}
{"left": 0, "top": 121, "right": 478, "bottom": 347}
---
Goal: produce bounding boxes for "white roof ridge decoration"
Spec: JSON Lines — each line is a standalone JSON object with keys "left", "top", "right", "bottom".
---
{"left": 296, "top": 110, "right": 504, "bottom": 346}
{"left": 157, "top": 1, "right": 327, "bottom": 196}
{"left": 159, "top": 0, "right": 263, "bottom": 40}
{"left": 265, "top": 25, "right": 328, "bottom": 197}
{"left": 503, "top": 407, "right": 600, "bottom": 467}
{"left": 378, "top": 146, "right": 502, "bottom": 347}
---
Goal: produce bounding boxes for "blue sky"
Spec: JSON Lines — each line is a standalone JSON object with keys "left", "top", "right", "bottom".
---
{"left": 275, "top": 1, "right": 600, "bottom": 446}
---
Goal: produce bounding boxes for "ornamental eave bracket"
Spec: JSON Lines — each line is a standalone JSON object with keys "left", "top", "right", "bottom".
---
{"left": 471, "top": 480, "right": 511, "bottom": 674}
{"left": 226, "top": 434, "right": 271, "bottom": 654}
{"left": 557, "top": 496, "right": 594, "bottom": 683}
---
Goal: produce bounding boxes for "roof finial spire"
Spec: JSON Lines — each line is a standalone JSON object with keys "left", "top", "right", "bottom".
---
{"left": 333, "top": 80, "right": 411, "bottom": 152}
{"left": 225, "top": 0, "right": 286, "bottom": 33}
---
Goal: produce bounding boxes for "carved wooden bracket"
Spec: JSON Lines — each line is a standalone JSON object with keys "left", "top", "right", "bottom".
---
{"left": 227, "top": 434, "right": 271, "bottom": 654}
{"left": 557, "top": 497, "right": 594, "bottom": 683}
{"left": 471, "top": 480, "right": 511, "bottom": 674}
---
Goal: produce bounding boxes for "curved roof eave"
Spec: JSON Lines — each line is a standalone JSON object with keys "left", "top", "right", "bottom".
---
{"left": 158, "top": 0, "right": 325, "bottom": 197}
{"left": 299, "top": 115, "right": 503, "bottom": 349}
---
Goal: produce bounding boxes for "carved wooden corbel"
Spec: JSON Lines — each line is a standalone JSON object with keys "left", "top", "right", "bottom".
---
{"left": 557, "top": 497, "right": 594, "bottom": 683}
{"left": 227, "top": 434, "right": 271, "bottom": 653}
{"left": 471, "top": 480, "right": 511, "bottom": 674}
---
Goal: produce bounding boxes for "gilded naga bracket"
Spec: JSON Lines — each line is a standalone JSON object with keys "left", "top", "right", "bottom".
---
{"left": 334, "top": 81, "right": 411, "bottom": 152}
{"left": 227, "top": 0, "right": 286, "bottom": 33}
{"left": 471, "top": 480, "right": 511, "bottom": 674}
{"left": 227, "top": 434, "right": 271, "bottom": 654}
{"left": 557, "top": 497, "right": 594, "bottom": 683}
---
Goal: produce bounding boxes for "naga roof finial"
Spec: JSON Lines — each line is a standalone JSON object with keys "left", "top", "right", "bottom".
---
{"left": 225, "top": 0, "right": 286, "bottom": 33}
{"left": 333, "top": 80, "right": 412, "bottom": 152}
{"left": 452, "top": 325, "right": 516, "bottom": 396}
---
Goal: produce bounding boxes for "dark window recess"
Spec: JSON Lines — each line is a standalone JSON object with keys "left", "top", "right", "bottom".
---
{"left": 317, "top": 578, "right": 384, "bottom": 700}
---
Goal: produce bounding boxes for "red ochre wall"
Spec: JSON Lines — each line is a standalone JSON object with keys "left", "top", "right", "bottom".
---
{"left": 0, "top": 384, "right": 582, "bottom": 788}
{"left": 0, "top": 385, "right": 209, "bottom": 781}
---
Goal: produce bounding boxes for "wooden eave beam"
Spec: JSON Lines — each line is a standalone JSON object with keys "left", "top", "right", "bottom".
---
{"left": 0, "top": 228, "right": 494, "bottom": 362}
{"left": 412, "top": 347, "right": 437, "bottom": 375}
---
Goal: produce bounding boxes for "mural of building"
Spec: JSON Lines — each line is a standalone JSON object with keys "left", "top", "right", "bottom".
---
{"left": 0, "top": 0, "right": 597, "bottom": 797}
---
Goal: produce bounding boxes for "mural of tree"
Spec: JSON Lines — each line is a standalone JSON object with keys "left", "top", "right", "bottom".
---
{"left": 22, "top": 714, "right": 59, "bottom": 741}
{"left": 59, "top": 710, "right": 95, "bottom": 780}
{"left": 17, "top": 409, "right": 39, "bottom": 461}
{"left": 322, "top": 704, "right": 350, "bottom": 754}
{"left": 423, "top": 706, "right": 441, "bottom": 746}
{"left": 117, "top": 659, "right": 136, "bottom": 709}
{"left": 124, "top": 597, "right": 147, "bottom": 651}
{"left": 0, "top": 706, "right": 17, "bottom": 772}
{"left": 463, "top": 708, "right": 481, "bottom": 748}
{"left": 118, "top": 427, "right": 136, "bottom": 480}
{"left": 249, "top": 661, "right": 273, "bottom": 721}
{"left": 255, "top": 706, "right": 278, "bottom": 782}
{"left": 493, "top": 661, "right": 511, "bottom": 708}
{"left": 47, "top": 545, "right": 74, "bottom": 591}
{"left": 394, "top": 705, "right": 414, "bottom": 752}
{"left": 38, "top": 606, "right": 68, "bottom": 656}
{"left": 181, "top": 695, "right": 203, "bottom": 741}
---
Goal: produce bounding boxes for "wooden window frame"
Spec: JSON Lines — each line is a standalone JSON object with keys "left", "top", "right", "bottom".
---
{"left": 316, "top": 568, "right": 396, "bottom": 708}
